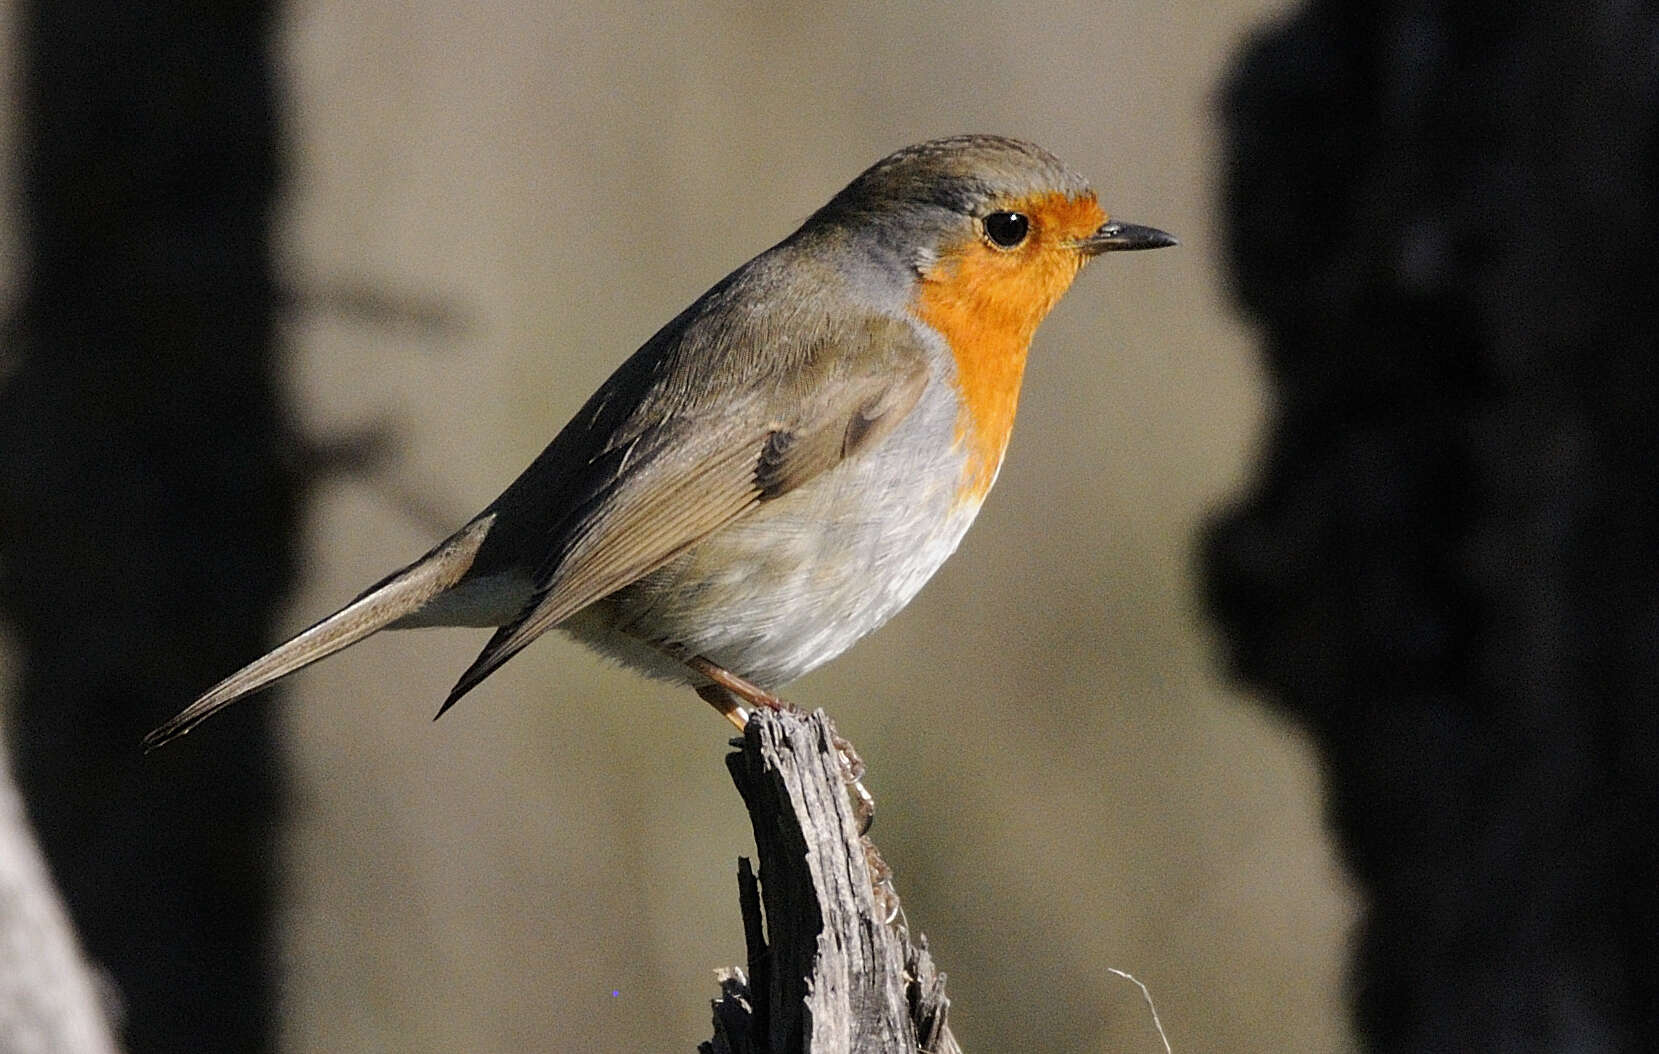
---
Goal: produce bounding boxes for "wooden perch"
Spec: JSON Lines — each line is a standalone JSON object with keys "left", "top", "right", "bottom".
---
{"left": 701, "top": 708, "right": 961, "bottom": 1054}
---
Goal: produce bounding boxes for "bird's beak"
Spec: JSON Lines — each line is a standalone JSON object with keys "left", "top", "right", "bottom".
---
{"left": 1076, "top": 220, "right": 1179, "bottom": 256}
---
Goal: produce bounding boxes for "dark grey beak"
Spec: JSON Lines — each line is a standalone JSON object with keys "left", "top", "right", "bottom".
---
{"left": 1077, "top": 221, "right": 1179, "bottom": 255}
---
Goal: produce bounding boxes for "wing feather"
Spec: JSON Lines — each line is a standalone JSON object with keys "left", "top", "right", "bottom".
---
{"left": 437, "top": 312, "right": 933, "bottom": 713}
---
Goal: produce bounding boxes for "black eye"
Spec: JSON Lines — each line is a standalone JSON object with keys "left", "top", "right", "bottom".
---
{"left": 983, "top": 211, "right": 1029, "bottom": 248}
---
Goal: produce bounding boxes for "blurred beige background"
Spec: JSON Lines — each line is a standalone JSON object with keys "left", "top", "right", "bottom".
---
{"left": 17, "top": 0, "right": 1361, "bottom": 1050}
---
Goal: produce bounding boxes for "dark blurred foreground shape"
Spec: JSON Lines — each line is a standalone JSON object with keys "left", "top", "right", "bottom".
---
{"left": 0, "top": 1, "right": 293, "bottom": 1050}
{"left": 1207, "top": 1, "right": 1659, "bottom": 1050}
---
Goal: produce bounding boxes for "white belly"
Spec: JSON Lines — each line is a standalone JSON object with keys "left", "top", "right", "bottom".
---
{"left": 563, "top": 368, "right": 986, "bottom": 689}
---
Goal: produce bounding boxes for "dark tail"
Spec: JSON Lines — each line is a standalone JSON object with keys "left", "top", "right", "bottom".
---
{"left": 143, "top": 516, "right": 494, "bottom": 749}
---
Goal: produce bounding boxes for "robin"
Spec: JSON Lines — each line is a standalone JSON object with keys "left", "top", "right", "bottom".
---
{"left": 144, "top": 134, "right": 1175, "bottom": 750}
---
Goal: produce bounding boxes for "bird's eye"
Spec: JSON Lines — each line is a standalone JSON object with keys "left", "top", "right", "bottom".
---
{"left": 982, "top": 211, "right": 1030, "bottom": 249}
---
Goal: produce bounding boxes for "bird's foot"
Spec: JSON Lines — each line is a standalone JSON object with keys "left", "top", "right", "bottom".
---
{"left": 690, "top": 656, "right": 875, "bottom": 833}
{"left": 831, "top": 730, "right": 877, "bottom": 835}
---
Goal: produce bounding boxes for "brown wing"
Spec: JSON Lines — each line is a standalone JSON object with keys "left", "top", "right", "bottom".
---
{"left": 435, "top": 314, "right": 930, "bottom": 714}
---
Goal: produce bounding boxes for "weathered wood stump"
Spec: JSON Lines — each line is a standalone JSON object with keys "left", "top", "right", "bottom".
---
{"left": 702, "top": 709, "right": 961, "bottom": 1054}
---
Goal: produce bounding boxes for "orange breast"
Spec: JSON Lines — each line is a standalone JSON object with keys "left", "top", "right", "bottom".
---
{"left": 911, "top": 190, "right": 1106, "bottom": 502}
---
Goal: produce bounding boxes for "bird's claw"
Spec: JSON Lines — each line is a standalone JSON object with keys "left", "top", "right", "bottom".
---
{"left": 831, "top": 730, "right": 875, "bottom": 834}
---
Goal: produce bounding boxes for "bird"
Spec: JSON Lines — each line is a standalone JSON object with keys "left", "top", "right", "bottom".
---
{"left": 144, "top": 134, "right": 1175, "bottom": 751}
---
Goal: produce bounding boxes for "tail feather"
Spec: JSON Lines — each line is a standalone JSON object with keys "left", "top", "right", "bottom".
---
{"left": 143, "top": 516, "right": 494, "bottom": 750}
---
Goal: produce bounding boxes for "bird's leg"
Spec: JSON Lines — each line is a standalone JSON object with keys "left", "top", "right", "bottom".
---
{"left": 687, "top": 654, "right": 876, "bottom": 834}
{"left": 686, "top": 655, "right": 786, "bottom": 711}
{"left": 695, "top": 683, "right": 750, "bottom": 732}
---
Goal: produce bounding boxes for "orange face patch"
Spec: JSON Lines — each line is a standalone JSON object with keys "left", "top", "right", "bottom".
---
{"left": 911, "top": 190, "right": 1108, "bottom": 502}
